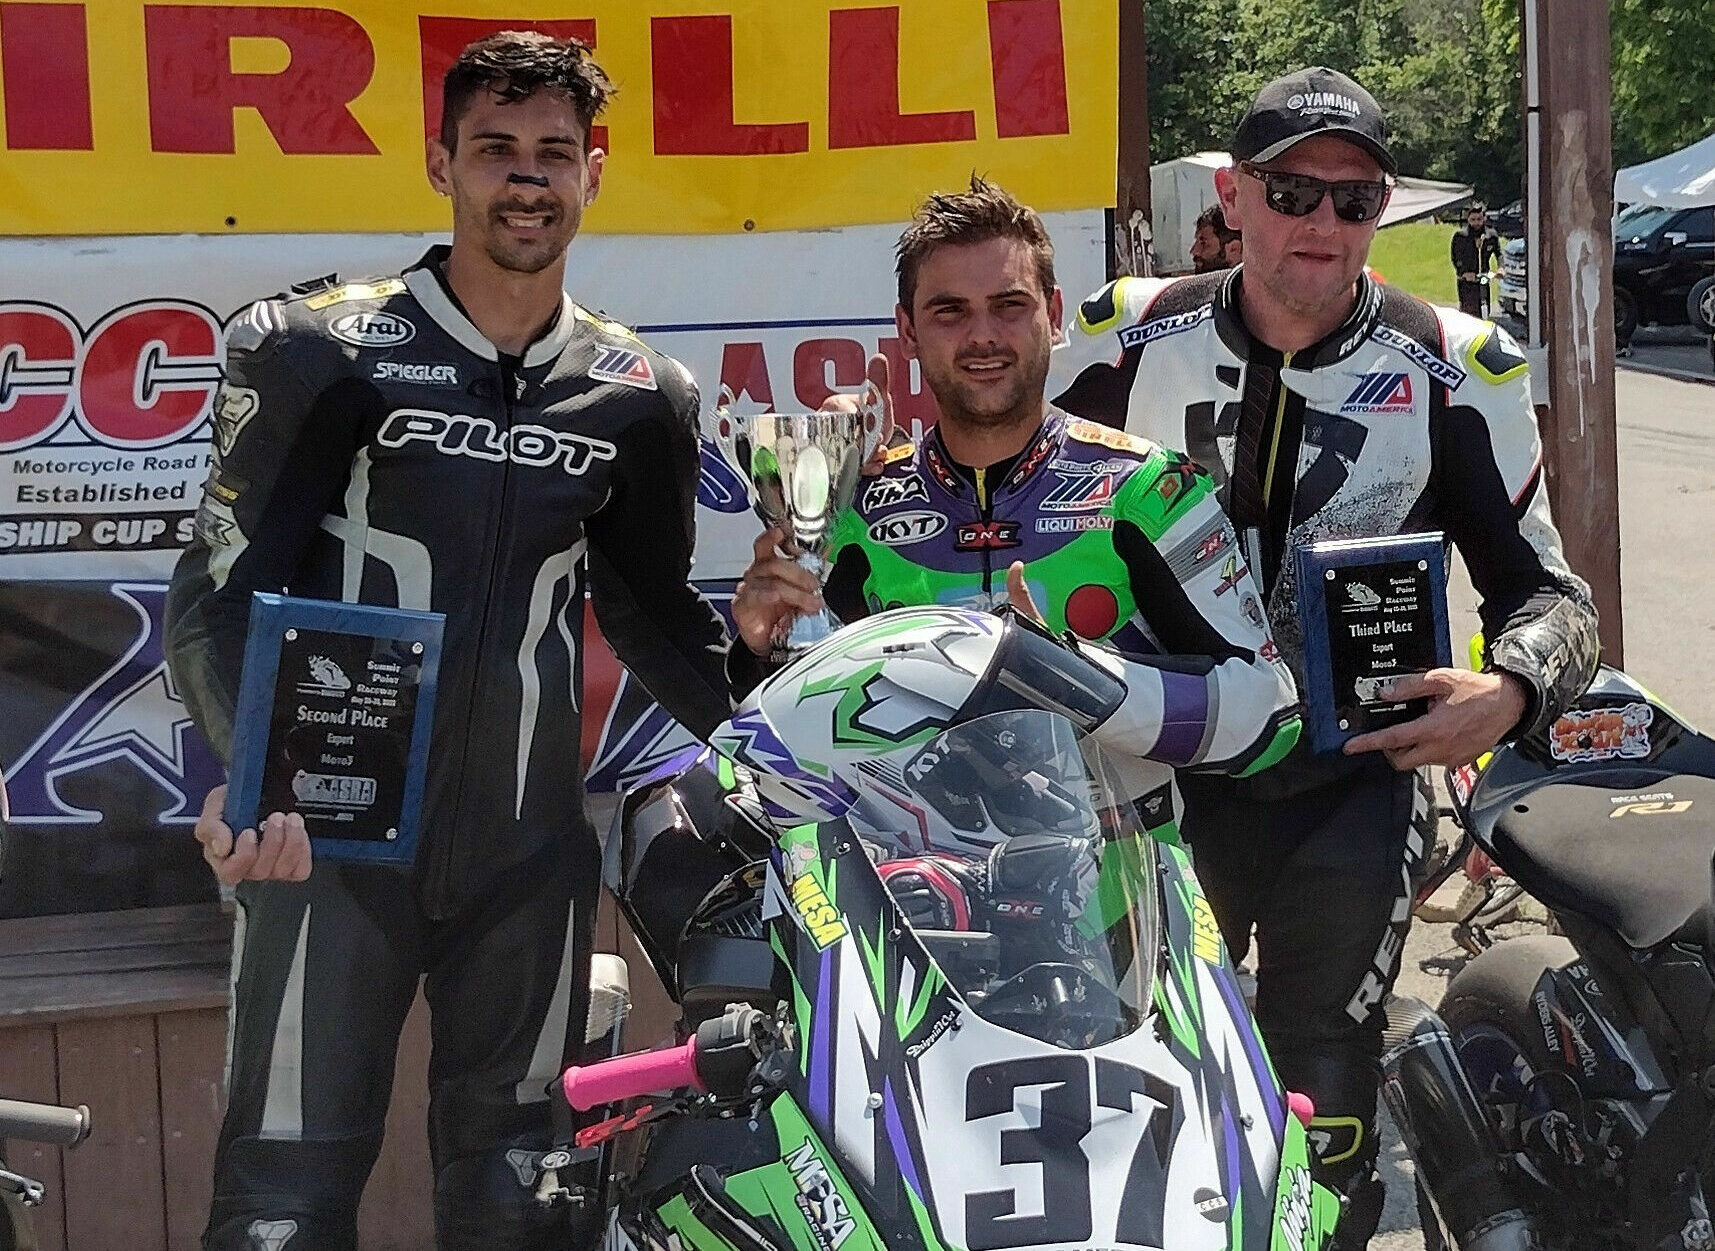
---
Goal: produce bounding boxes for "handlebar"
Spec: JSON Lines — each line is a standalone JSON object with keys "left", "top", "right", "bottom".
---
{"left": 0, "top": 1099, "right": 91, "bottom": 1147}
{"left": 560, "top": 1036, "right": 706, "bottom": 1111}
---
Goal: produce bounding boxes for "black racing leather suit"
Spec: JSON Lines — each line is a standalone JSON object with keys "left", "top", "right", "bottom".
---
{"left": 1057, "top": 269, "right": 1600, "bottom": 1247}
{"left": 167, "top": 246, "right": 731, "bottom": 1250}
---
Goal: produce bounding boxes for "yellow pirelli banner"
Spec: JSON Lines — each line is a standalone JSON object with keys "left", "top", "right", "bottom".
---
{"left": 0, "top": 0, "right": 1117, "bottom": 235}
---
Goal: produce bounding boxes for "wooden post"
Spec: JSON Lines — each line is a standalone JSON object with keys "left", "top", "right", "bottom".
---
{"left": 1112, "top": 0, "right": 1151, "bottom": 278}
{"left": 1528, "top": 0, "right": 1624, "bottom": 664}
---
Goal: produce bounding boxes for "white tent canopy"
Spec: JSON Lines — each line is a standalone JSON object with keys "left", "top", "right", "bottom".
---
{"left": 1614, "top": 132, "right": 1715, "bottom": 209}
{"left": 1149, "top": 151, "right": 1473, "bottom": 274}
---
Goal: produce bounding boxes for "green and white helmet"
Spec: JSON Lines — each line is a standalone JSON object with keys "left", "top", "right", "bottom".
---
{"left": 709, "top": 606, "right": 1125, "bottom": 825}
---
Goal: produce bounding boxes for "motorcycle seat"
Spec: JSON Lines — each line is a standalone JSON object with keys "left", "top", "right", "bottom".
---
{"left": 1489, "top": 772, "right": 1715, "bottom": 950}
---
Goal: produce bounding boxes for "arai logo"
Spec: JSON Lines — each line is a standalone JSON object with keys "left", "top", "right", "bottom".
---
{"left": 329, "top": 311, "right": 415, "bottom": 348}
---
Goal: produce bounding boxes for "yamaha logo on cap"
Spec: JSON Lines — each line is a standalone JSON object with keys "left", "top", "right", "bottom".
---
{"left": 1232, "top": 66, "right": 1396, "bottom": 176}
{"left": 1286, "top": 91, "right": 1361, "bottom": 119}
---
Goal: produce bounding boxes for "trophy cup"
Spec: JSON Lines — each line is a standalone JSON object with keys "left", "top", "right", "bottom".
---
{"left": 716, "top": 386, "right": 885, "bottom": 652}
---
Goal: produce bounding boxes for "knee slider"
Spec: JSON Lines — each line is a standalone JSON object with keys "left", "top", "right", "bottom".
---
{"left": 204, "top": 1133, "right": 381, "bottom": 1250}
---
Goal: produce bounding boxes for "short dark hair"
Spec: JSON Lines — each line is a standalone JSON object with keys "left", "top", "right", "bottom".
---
{"left": 1196, "top": 203, "right": 1240, "bottom": 243}
{"left": 441, "top": 31, "right": 616, "bottom": 151}
{"left": 895, "top": 175, "right": 1056, "bottom": 311}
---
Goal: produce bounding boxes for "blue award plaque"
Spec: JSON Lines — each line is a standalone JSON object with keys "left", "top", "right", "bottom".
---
{"left": 224, "top": 594, "right": 444, "bottom": 864}
{"left": 1295, "top": 533, "right": 1451, "bottom": 754}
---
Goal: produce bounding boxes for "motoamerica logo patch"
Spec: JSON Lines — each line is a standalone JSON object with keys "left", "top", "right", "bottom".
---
{"left": 588, "top": 346, "right": 657, "bottom": 390}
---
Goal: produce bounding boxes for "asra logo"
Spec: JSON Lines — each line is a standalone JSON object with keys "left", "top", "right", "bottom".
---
{"left": 4, "top": 583, "right": 223, "bottom": 824}
{"left": 378, "top": 409, "right": 617, "bottom": 476}
{"left": 0, "top": 300, "right": 223, "bottom": 453}
{"left": 783, "top": 1139, "right": 857, "bottom": 1251}
{"left": 1341, "top": 372, "right": 1415, "bottom": 415}
{"left": 585, "top": 583, "right": 740, "bottom": 794}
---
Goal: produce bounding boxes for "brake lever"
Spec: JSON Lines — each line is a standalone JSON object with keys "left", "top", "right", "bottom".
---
{"left": 0, "top": 1165, "right": 46, "bottom": 1207}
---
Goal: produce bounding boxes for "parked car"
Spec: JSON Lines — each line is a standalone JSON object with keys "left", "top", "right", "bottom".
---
{"left": 1614, "top": 203, "right": 1714, "bottom": 341}
{"left": 1496, "top": 237, "right": 1528, "bottom": 322}
{"left": 1487, "top": 199, "right": 1525, "bottom": 237}
{"left": 1487, "top": 206, "right": 1714, "bottom": 340}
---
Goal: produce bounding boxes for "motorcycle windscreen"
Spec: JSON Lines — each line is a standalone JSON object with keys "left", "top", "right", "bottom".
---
{"left": 846, "top": 710, "right": 1159, "bottom": 1051}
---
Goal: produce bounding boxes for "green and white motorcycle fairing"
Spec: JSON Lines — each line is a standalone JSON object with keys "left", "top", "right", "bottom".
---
{"left": 604, "top": 607, "right": 1339, "bottom": 1251}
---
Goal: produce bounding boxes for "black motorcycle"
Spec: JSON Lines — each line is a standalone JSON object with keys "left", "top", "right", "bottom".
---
{"left": 1382, "top": 665, "right": 1715, "bottom": 1251}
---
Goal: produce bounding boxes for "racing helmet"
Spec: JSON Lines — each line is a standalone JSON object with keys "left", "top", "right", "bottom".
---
{"left": 711, "top": 605, "right": 1125, "bottom": 827}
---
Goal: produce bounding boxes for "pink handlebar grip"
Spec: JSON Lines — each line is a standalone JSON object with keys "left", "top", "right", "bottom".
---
{"left": 561, "top": 1037, "right": 706, "bottom": 1111}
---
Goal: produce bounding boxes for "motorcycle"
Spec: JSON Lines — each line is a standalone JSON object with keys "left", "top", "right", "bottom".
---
{"left": 552, "top": 605, "right": 1341, "bottom": 1251}
{"left": 0, "top": 1098, "right": 89, "bottom": 1251}
{"left": 1381, "top": 664, "right": 1715, "bottom": 1251}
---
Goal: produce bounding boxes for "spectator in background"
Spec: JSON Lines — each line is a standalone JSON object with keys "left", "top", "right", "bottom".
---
{"left": 1451, "top": 201, "right": 1501, "bottom": 317}
{"left": 1191, "top": 202, "right": 1243, "bottom": 272}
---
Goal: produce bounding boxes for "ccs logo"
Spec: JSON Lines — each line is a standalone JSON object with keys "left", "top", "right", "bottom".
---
{"left": 0, "top": 300, "right": 224, "bottom": 453}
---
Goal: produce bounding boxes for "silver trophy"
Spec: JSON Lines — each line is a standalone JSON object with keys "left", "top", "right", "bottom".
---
{"left": 716, "top": 387, "right": 886, "bottom": 651}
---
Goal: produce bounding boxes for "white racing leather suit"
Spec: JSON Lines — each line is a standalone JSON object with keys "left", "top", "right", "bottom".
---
{"left": 1055, "top": 269, "right": 1600, "bottom": 1246}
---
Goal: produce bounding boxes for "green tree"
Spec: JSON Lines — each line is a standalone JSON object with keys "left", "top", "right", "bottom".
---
{"left": 1143, "top": 0, "right": 1249, "bottom": 162}
{"left": 1143, "top": 0, "right": 1713, "bottom": 207}
{"left": 1610, "top": 0, "right": 1715, "bottom": 170}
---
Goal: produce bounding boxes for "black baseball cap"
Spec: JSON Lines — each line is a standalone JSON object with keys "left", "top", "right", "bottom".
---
{"left": 1231, "top": 66, "right": 1396, "bottom": 177}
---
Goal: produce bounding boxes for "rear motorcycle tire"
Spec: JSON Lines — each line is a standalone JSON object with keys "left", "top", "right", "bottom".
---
{"left": 1420, "top": 934, "right": 1580, "bottom": 1251}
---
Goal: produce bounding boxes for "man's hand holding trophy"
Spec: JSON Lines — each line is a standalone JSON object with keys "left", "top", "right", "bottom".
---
{"left": 719, "top": 356, "right": 891, "bottom": 660}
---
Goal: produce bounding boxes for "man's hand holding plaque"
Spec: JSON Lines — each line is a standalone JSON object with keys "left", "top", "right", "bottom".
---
{"left": 196, "top": 784, "right": 312, "bottom": 885}
{"left": 1342, "top": 667, "right": 1528, "bottom": 770}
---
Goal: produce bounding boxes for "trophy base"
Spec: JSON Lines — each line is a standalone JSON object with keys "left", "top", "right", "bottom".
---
{"left": 786, "top": 608, "right": 844, "bottom": 653}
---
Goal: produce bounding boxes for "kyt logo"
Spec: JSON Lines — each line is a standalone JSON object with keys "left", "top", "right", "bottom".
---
{"left": 5, "top": 583, "right": 224, "bottom": 824}
{"left": 0, "top": 300, "right": 224, "bottom": 452}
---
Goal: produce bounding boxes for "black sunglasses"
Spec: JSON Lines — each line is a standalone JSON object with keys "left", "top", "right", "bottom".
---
{"left": 1239, "top": 163, "right": 1391, "bottom": 223}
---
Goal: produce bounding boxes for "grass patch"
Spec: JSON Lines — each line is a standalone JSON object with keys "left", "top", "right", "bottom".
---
{"left": 1369, "top": 220, "right": 1464, "bottom": 308}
